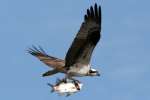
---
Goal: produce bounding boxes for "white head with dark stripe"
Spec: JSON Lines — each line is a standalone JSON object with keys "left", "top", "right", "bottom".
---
{"left": 88, "top": 68, "right": 100, "bottom": 76}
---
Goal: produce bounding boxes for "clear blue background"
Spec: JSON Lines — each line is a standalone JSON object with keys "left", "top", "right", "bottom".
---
{"left": 0, "top": 0, "right": 150, "bottom": 99}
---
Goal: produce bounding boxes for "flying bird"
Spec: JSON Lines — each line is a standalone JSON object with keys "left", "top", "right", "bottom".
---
{"left": 28, "top": 3, "right": 101, "bottom": 80}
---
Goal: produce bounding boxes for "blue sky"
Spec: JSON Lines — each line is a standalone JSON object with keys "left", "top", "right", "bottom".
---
{"left": 0, "top": 0, "right": 150, "bottom": 99}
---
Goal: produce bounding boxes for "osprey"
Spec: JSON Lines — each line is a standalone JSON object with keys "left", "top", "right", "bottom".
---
{"left": 28, "top": 3, "right": 101, "bottom": 80}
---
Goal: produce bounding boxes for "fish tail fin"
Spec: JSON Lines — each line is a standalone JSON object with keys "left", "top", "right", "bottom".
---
{"left": 47, "top": 83, "right": 55, "bottom": 93}
{"left": 56, "top": 78, "right": 61, "bottom": 84}
{"left": 66, "top": 93, "right": 73, "bottom": 97}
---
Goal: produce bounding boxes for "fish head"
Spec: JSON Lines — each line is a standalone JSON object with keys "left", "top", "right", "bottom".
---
{"left": 74, "top": 82, "right": 83, "bottom": 90}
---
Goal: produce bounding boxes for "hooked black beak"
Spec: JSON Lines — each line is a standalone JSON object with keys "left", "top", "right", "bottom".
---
{"left": 97, "top": 73, "right": 100, "bottom": 76}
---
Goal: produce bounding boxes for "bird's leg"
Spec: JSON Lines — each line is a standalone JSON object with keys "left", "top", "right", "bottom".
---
{"left": 64, "top": 75, "right": 69, "bottom": 82}
{"left": 64, "top": 75, "right": 80, "bottom": 83}
{"left": 65, "top": 76, "right": 76, "bottom": 82}
{"left": 70, "top": 77, "right": 80, "bottom": 83}
{"left": 64, "top": 75, "right": 81, "bottom": 90}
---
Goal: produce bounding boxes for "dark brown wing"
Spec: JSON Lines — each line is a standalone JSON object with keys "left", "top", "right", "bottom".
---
{"left": 42, "top": 69, "right": 59, "bottom": 77}
{"left": 28, "top": 46, "right": 65, "bottom": 69}
{"left": 65, "top": 4, "right": 101, "bottom": 67}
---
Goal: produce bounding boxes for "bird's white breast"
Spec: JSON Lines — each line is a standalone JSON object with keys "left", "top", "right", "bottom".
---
{"left": 78, "top": 65, "right": 90, "bottom": 74}
{"left": 68, "top": 64, "right": 90, "bottom": 76}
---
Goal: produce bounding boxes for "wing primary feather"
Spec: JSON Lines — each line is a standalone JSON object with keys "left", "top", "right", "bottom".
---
{"left": 94, "top": 3, "right": 98, "bottom": 18}
{"left": 38, "top": 45, "right": 47, "bottom": 55}
{"left": 27, "top": 48, "right": 37, "bottom": 56}
{"left": 87, "top": 9, "right": 90, "bottom": 17}
{"left": 99, "top": 6, "right": 101, "bottom": 23}
{"left": 84, "top": 15, "right": 88, "bottom": 21}
{"left": 28, "top": 45, "right": 49, "bottom": 57}
{"left": 90, "top": 6, "right": 94, "bottom": 18}
{"left": 32, "top": 45, "right": 41, "bottom": 53}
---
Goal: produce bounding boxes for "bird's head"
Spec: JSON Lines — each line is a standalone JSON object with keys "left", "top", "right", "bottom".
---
{"left": 88, "top": 68, "right": 100, "bottom": 76}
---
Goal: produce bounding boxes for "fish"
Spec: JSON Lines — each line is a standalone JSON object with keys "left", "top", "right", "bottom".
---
{"left": 47, "top": 78, "right": 83, "bottom": 96}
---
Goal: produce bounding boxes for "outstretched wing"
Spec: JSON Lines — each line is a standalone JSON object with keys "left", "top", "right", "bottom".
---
{"left": 65, "top": 4, "right": 101, "bottom": 67}
{"left": 28, "top": 46, "right": 65, "bottom": 69}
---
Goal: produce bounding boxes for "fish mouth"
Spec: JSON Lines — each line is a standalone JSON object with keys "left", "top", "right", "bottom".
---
{"left": 76, "top": 87, "right": 80, "bottom": 90}
{"left": 74, "top": 82, "right": 81, "bottom": 90}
